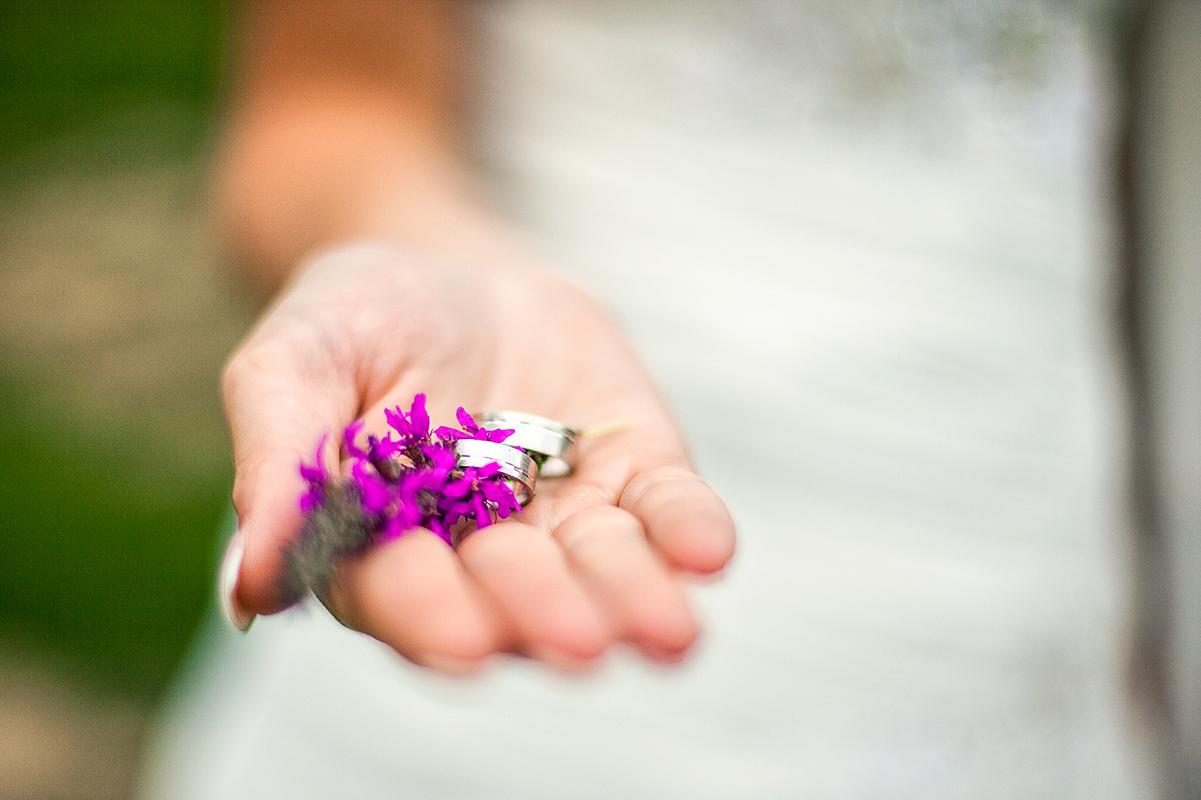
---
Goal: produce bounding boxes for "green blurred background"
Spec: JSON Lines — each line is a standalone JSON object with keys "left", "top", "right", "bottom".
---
{"left": 0, "top": 3, "right": 248, "bottom": 796}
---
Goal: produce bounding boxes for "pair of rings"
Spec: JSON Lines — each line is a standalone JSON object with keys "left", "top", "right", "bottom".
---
{"left": 453, "top": 411, "right": 577, "bottom": 505}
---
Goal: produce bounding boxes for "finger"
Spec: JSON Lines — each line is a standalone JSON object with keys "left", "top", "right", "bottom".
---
{"left": 327, "top": 529, "right": 508, "bottom": 673}
{"left": 619, "top": 466, "right": 736, "bottom": 575}
{"left": 553, "top": 505, "right": 698, "bottom": 661}
{"left": 456, "top": 521, "right": 612, "bottom": 665}
{"left": 222, "top": 335, "right": 356, "bottom": 616}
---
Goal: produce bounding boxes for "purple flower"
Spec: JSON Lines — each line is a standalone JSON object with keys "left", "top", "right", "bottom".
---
{"left": 380, "top": 510, "right": 417, "bottom": 543}
{"left": 481, "top": 478, "right": 521, "bottom": 520}
{"left": 343, "top": 419, "right": 402, "bottom": 471}
{"left": 385, "top": 393, "right": 432, "bottom": 445}
{"left": 435, "top": 407, "right": 514, "bottom": 444}
{"left": 418, "top": 444, "right": 456, "bottom": 481}
{"left": 351, "top": 459, "right": 392, "bottom": 516}
{"left": 439, "top": 462, "right": 522, "bottom": 530}
{"left": 298, "top": 396, "right": 526, "bottom": 550}
{"left": 401, "top": 455, "right": 452, "bottom": 511}
{"left": 368, "top": 434, "right": 403, "bottom": 462}
{"left": 342, "top": 419, "right": 367, "bottom": 459}
{"left": 298, "top": 433, "right": 329, "bottom": 512}
{"left": 376, "top": 444, "right": 459, "bottom": 544}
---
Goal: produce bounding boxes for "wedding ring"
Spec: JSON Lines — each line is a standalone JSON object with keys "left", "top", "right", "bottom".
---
{"left": 477, "top": 411, "right": 578, "bottom": 478}
{"left": 453, "top": 438, "right": 537, "bottom": 505}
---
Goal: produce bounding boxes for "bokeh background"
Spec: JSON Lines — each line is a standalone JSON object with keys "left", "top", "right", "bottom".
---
{"left": 0, "top": 4, "right": 243, "bottom": 798}
{"left": 1, "top": 2, "right": 1198, "bottom": 799}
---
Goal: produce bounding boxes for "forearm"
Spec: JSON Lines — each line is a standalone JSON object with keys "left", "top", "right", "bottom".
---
{"left": 216, "top": 102, "right": 500, "bottom": 292}
{"left": 214, "top": 0, "right": 507, "bottom": 295}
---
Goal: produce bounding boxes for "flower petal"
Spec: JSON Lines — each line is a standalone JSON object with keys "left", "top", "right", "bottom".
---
{"left": 482, "top": 480, "right": 519, "bottom": 519}
{"left": 409, "top": 393, "right": 430, "bottom": 439}
{"left": 299, "top": 432, "right": 330, "bottom": 482}
{"left": 343, "top": 420, "right": 367, "bottom": 459}
{"left": 428, "top": 518, "right": 453, "bottom": 545}
{"left": 352, "top": 460, "right": 392, "bottom": 514}
{"left": 370, "top": 434, "right": 402, "bottom": 461}
{"left": 472, "top": 494, "right": 491, "bottom": 528}
{"left": 299, "top": 487, "right": 323, "bottom": 513}
{"left": 380, "top": 514, "right": 410, "bottom": 542}
{"left": 384, "top": 406, "right": 407, "bottom": 437}
{"left": 422, "top": 445, "right": 456, "bottom": 480}
{"left": 443, "top": 473, "right": 472, "bottom": 499}
{"left": 480, "top": 478, "right": 512, "bottom": 503}
{"left": 485, "top": 427, "right": 515, "bottom": 443}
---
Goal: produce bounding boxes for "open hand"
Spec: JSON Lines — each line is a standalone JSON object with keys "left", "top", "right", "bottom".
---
{"left": 221, "top": 243, "right": 735, "bottom": 672}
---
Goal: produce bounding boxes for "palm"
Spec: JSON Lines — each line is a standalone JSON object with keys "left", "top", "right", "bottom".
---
{"left": 224, "top": 244, "right": 734, "bottom": 670}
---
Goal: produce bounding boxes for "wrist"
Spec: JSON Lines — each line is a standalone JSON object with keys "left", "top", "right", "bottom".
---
{"left": 216, "top": 109, "right": 518, "bottom": 296}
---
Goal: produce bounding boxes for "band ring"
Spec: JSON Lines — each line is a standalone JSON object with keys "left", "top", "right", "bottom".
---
{"left": 477, "top": 410, "right": 578, "bottom": 478}
{"left": 453, "top": 438, "right": 537, "bottom": 505}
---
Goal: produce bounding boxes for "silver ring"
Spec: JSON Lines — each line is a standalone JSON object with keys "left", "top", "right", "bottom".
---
{"left": 453, "top": 438, "right": 537, "bottom": 505}
{"left": 477, "top": 411, "right": 577, "bottom": 478}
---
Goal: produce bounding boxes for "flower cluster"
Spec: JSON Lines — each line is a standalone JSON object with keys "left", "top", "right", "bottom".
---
{"left": 284, "top": 394, "right": 520, "bottom": 599}
{"left": 303, "top": 393, "right": 522, "bottom": 542}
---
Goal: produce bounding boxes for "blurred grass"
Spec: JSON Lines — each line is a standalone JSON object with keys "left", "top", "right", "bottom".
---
{"left": 0, "top": 379, "right": 228, "bottom": 697}
{"left": 0, "top": 1, "right": 237, "bottom": 702}
{"left": 0, "top": 1, "right": 222, "bottom": 155}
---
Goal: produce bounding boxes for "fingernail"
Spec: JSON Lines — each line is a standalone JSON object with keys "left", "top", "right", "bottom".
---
{"left": 218, "top": 528, "right": 255, "bottom": 632}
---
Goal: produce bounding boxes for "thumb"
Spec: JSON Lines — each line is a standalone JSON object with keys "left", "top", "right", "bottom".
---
{"left": 219, "top": 336, "right": 356, "bottom": 624}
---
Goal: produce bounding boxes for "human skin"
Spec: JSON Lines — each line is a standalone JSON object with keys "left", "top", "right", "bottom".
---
{"left": 218, "top": 1, "right": 735, "bottom": 672}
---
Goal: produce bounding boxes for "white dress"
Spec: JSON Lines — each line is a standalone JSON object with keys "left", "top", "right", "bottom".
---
{"left": 141, "top": 2, "right": 1158, "bottom": 797}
